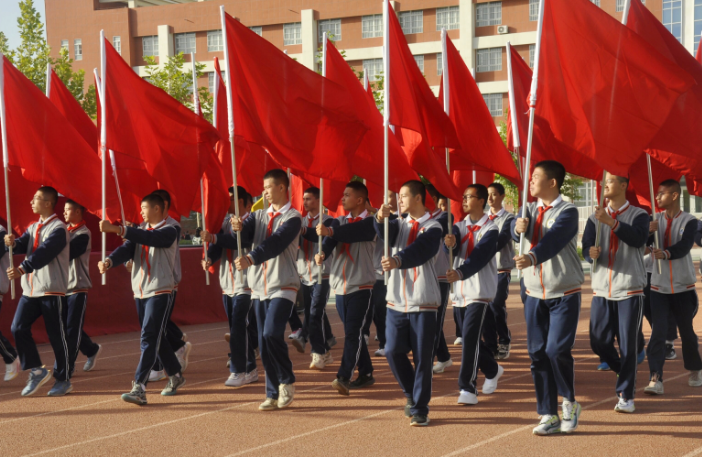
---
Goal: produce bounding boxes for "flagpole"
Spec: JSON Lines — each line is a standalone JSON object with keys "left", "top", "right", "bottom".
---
{"left": 99, "top": 31, "right": 107, "bottom": 285}
{"left": 517, "top": 0, "right": 545, "bottom": 280}
{"left": 45, "top": 63, "right": 51, "bottom": 98}
{"left": 506, "top": 41, "right": 522, "bottom": 183}
{"left": 383, "top": 0, "right": 390, "bottom": 285}
{"left": 318, "top": 33, "right": 328, "bottom": 284}
{"left": 592, "top": 170, "right": 607, "bottom": 274}
{"left": 0, "top": 54, "right": 15, "bottom": 299}
{"left": 220, "top": 7, "right": 244, "bottom": 284}
{"left": 441, "top": 29, "right": 454, "bottom": 293}
{"left": 190, "top": 53, "right": 210, "bottom": 286}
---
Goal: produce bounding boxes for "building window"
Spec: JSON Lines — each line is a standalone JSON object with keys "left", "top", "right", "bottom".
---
{"left": 399, "top": 10, "right": 423, "bottom": 35}
{"left": 663, "top": 0, "right": 683, "bottom": 42}
{"left": 414, "top": 55, "right": 424, "bottom": 74}
{"left": 483, "top": 93, "right": 503, "bottom": 117}
{"left": 437, "top": 53, "right": 443, "bottom": 76}
{"left": 362, "top": 15, "right": 383, "bottom": 38}
{"left": 249, "top": 26, "right": 262, "bottom": 36}
{"left": 476, "top": 2, "right": 502, "bottom": 27}
{"left": 529, "top": 0, "right": 540, "bottom": 21}
{"left": 529, "top": 44, "right": 535, "bottom": 68}
{"left": 283, "top": 22, "right": 302, "bottom": 46}
{"left": 476, "top": 47, "right": 502, "bottom": 73}
{"left": 363, "top": 58, "right": 383, "bottom": 82}
{"left": 74, "top": 39, "right": 82, "bottom": 61}
{"left": 207, "top": 30, "right": 223, "bottom": 52}
{"left": 208, "top": 71, "right": 226, "bottom": 93}
{"left": 436, "top": 6, "right": 459, "bottom": 31}
{"left": 695, "top": 0, "right": 702, "bottom": 54}
{"left": 175, "top": 32, "right": 196, "bottom": 54}
{"left": 60, "top": 40, "right": 68, "bottom": 53}
{"left": 113, "top": 36, "right": 121, "bottom": 55}
{"left": 318, "top": 19, "right": 342, "bottom": 41}
{"left": 143, "top": 35, "right": 159, "bottom": 57}
{"left": 591, "top": 0, "right": 601, "bottom": 6}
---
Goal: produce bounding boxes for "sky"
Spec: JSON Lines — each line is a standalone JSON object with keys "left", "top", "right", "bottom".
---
{"left": 0, "top": 0, "right": 46, "bottom": 50}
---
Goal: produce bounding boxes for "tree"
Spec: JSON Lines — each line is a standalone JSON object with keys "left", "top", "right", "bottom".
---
{"left": 82, "top": 84, "right": 97, "bottom": 119}
{"left": 8, "top": 0, "right": 51, "bottom": 92}
{"left": 0, "top": 31, "right": 9, "bottom": 56}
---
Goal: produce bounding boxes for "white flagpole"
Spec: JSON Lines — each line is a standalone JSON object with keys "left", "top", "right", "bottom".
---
{"left": 99, "top": 31, "right": 107, "bottom": 285}
{"left": 318, "top": 33, "right": 328, "bottom": 284}
{"left": 191, "top": 53, "right": 210, "bottom": 286}
{"left": 0, "top": 54, "right": 15, "bottom": 299}
{"left": 506, "top": 41, "right": 522, "bottom": 182}
{"left": 220, "top": 7, "right": 244, "bottom": 284}
{"left": 517, "top": 0, "right": 545, "bottom": 280}
{"left": 45, "top": 63, "right": 52, "bottom": 98}
{"left": 383, "top": 0, "right": 390, "bottom": 285}
{"left": 441, "top": 29, "right": 454, "bottom": 292}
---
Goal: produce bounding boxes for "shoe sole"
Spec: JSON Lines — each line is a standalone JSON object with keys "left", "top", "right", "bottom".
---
{"left": 666, "top": 354, "right": 677, "bottom": 360}
{"left": 689, "top": 382, "right": 702, "bottom": 387}
{"left": 291, "top": 339, "right": 305, "bottom": 354}
{"left": 259, "top": 404, "right": 277, "bottom": 411}
{"left": 4, "top": 361, "right": 19, "bottom": 382}
{"left": 533, "top": 427, "right": 561, "bottom": 436}
{"left": 332, "top": 381, "right": 350, "bottom": 396}
{"left": 349, "top": 378, "right": 375, "bottom": 390}
{"left": 482, "top": 366, "right": 504, "bottom": 395}
{"left": 83, "top": 345, "right": 103, "bottom": 372}
{"left": 614, "top": 407, "right": 635, "bottom": 414}
{"left": 410, "top": 419, "right": 430, "bottom": 427}
{"left": 149, "top": 373, "right": 168, "bottom": 382}
{"left": 22, "top": 371, "right": 52, "bottom": 397}
{"left": 180, "top": 344, "right": 192, "bottom": 373}
{"left": 162, "top": 379, "right": 186, "bottom": 396}
{"left": 121, "top": 394, "right": 147, "bottom": 405}
{"left": 277, "top": 397, "right": 294, "bottom": 409}
{"left": 309, "top": 363, "right": 326, "bottom": 370}
{"left": 644, "top": 388, "right": 664, "bottom": 395}
{"left": 48, "top": 385, "right": 74, "bottom": 397}
{"left": 457, "top": 400, "right": 478, "bottom": 406}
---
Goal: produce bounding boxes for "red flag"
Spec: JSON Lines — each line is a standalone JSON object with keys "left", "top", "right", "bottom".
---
{"left": 439, "top": 35, "right": 520, "bottom": 187}
{"left": 223, "top": 12, "right": 367, "bottom": 183}
{"left": 48, "top": 68, "right": 98, "bottom": 151}
{"left": 1, "top": 56, "right": 121, "bottom": 232}
{"left": 324, "top": 40, "right": 417, "bottom": 192}
{"left": 100, "top": 38, "right": 221, "bottom": 217}
{"left": 386, "top": 7, "right": 462, "bottom": 201}
{"left": 535, "top": 0, "right": 694, "bottom": 177}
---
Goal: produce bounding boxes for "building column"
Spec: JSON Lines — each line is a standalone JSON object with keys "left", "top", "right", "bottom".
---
{"left": 683, "top": 0, "right": 696, "bottom": 53}
{"left": 157, "top": 24, "right": 174, "bottom": 64}
{"left": 459, "top": 0, "right": 475, "bottom": 70}
{"left": 301, "top": 9, "right": 318, "bottom": 71}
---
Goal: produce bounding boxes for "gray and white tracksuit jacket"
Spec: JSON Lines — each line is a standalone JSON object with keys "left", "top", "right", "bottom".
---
{"left": 297, "top": 213, "right": 333, "bottom": 286}
{"left": 490, "top": 208, "right": 516, "bottom": 272}
{"left": 67, "top": 222, "right": 92, "bottom": 295}
{"left": 651, "top": 210, "right": 697, "bottom": 295}
{"left": 208, "top": 213, "right": 252, "bottom": 297}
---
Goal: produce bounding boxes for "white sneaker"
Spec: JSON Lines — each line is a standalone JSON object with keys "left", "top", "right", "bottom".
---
{"left": 453, "top": 337, "right": 463, "bottom": 346}
{"left": 245, "top": 369, "right": 259, "bottom": 384}
{"left": 482, "top": 365, "right": 504, "bottom": 395}
{"left": 4, "top": 358, "right": 20, "bottom": 382}
{"left": 310, "top": 353, "right": 327, "bottom": 370}
{"left": 259, "top": 397, "right": 278, "bottom": 411}
{"left": 148, "top": 370, "right": 167, "bottom": 382}
{"left": 532, "top": 415, "right": 561, "bottom": 436}
{"left": 278, "top": 383, "right": 295, "bottom": 409}
{"left": 225, "top": 373, "right": 245, "bottom": 388}
{"left": 374, "top": 348, "right": 386, "bottom": 357}
{"left": 644, "top": 373, "right": 664, "bottom": 395}
{"left": 433, "top": 359, "right": 453, "bottom": 374}
{"left": 560, "top": 400, "right": 581, "bottom": 433}
{"left": 176, "top": 342, "right": 192, "bottom": 373}
{"left": 323, "top": 352, "right": 333, "bottom": 365}
{"left": 457, "top": 390, "right": 478, "bottom": 405}
{"left": 689, "top": 370, "right": 702, "bottom": 387}
{"left": 614, "top": 397, "right": 635, "bottom": 414}
{"left": 182, "top": 333, "right": 188, "bottom": 343}
{"left": 364, "top": 334, "right": 369, "bottom": 345}
{"left": 288, "top": 329, "right": 302, "bottom": 340}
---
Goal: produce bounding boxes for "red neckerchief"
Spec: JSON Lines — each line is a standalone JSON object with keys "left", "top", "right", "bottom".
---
{"left": 407, "top": 219, "right": 420, "bottom": 245}
{"left": 141, "top": 226, "right": 155, "bottom": 279}
{"left": 67, "top": 221, "right": 86, "bottom": 233}
{"left": 663, "top": 211, "right": 681, "bottom": 249}
{"left": 33, "top": 214, "right": 58, "bottom": 251}
{"left": 530, "top": 206, "right": 552, "bottom": 250}
{"left": 461, "top": 225, "right": 482, "bottom": 257}
{"left": 337, "top": 216, "right": 363, "bottom": 263}
{"left": 606, "top": 203, "right": 629, "bottom": 270}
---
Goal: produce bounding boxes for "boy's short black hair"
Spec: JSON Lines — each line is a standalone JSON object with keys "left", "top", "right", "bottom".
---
{"left": 534, "top": 160, "right": 566, "bottom": 190}
{"left": 38, "top": 186, "right": 59, "bottom": 209}
{"left": 228, "top": 186, "right": 249, "bottom": 204}
{"left": 304, "top": 187, "right": 320, "bottom": 199}
{"left": 466, "top": 184, "right": 488, "bottom": 209}
{"left": 151, "top": 189, "right": 171, "bottom": 207}
{"left": 659, "top": 179, "right": 682, "bottom": 195}
{"left": 142, "top": 193, "right": 165, "bottom": 211}
{"left": 345, "top": 181, "right": 368, "bottom": 203}
{"left": 488, "top": 182, "right": 506, "bottom": 196}
{"left": 425, "top": 184, "right": 443, "bottom": 203}
{"left": 65, "top": 199, "right": 86, "bottom": 214}
{"left": 264, "top": 169, "right": 290, "bottom": 188}
{"left": 402, "top": 180, "right": 426, "bottom": 205}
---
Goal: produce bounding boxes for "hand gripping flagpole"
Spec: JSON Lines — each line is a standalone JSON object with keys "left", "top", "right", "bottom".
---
{"left": 220, "top": 7, "right": 244, "bottom": 284}
{"left": 592, "top": 170, "right": 607, "bottom": 274}
{"left": 506, "top": 42, "right": 522, "bottom": 183}
{"left": 191, "top": 52, "right": 210, "bottom": 286}
{"left": 100, "top": 31, "right": 107, "bottom": 285}
{"left": 441, "top": 29, "right": 454, "bottom": 293}
{"left": 517, "top": 0, "right": 545, "bottom": 280}
{"left": 0, "top": 54, "right": 15, "bottom": 299}
{"left": 318, "top": 33, "right": 328, "bottom": 284}
{"left": 383, "top": 0, "right": 390, "bottom": 285}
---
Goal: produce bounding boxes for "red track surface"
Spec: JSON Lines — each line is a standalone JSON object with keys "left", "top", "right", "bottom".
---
{"left": 1, "top": 280, "right": 701, "bottom": 457}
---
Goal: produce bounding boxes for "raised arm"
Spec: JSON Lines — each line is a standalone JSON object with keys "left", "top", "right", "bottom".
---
{"left": 662, "top": 219, "right": 697, "bottom": 260}
{"left": 69, "top": 234, "right": 90, "bottom": 261}
{"left": 248, "top": 217, "right": 302, "bottom": 265}
{"left": 529, "top": 207, "right": 579, "bottom": 266}
{"left": 455, "top": 230, "right": 498, "bottom": 280}
{"left": 120, "top": 225, "right": 178, "bottom": 249}
{"left": 392, "top": 227, "right": 441, "bottom": 269}
{"left": 19, "top": 228, "right": 67, "bottom": 275}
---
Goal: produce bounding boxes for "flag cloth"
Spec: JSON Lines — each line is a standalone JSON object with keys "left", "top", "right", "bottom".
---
{"left": 100, "top": 38, "right": 221, "bottom": 217}
{"left": 386, "top": 7, "right": 462, "bottom": 201}
{"left": 1, "top": 55, "right": 122, "bottom": 233}
{"left": 324, "top": 40, "right": 417, "bottom": 192}
{"left": 439, "top": 35, "right": 520, "bottom": 187}
{"left": 48, "top": 68, "right": 98, "bottom": 151}
{"left": 223, "top": 13, "right": 368, "bottom": 183}
{"left": 535, "top": 0, "right": 694, "bottom": 177}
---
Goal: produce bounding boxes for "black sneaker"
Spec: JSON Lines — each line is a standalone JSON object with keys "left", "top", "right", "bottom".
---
{"left": 332, "top": 377, "right": 350, "bottom": 396}
{"left": 404, "top": 398, "right": 415, "bottom": 418}
{"left": 665, "top": 343, "right": 677, "bottom": 360}
{"left": 349, "top": 373, "right": 375, "bottom": 390}
{"left": 410, "top": 415, "right": 430, "bottom": 426}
